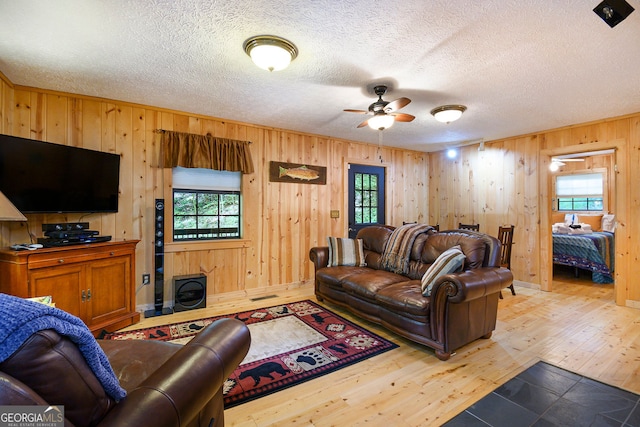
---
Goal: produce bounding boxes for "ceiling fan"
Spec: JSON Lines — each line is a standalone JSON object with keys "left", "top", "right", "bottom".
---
{"left": 344, "top": 85, "right": 415, "bottom": 130}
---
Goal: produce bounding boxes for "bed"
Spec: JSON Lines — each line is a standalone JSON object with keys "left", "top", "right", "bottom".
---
{"left": 552, "top": 231, "right": 614, "bottom": 284}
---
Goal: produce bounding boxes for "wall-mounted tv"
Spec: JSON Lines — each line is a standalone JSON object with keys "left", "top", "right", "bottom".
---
{"left": 0, "top": 134, "right": 120, "bottom": 213}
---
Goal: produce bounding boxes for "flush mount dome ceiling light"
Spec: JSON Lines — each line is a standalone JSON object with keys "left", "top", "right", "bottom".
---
{"left": 430, "top": 105, "right": 467, "bottom": 124}
{"left": 243, "top": 35, "right": 298, "bottom": 71}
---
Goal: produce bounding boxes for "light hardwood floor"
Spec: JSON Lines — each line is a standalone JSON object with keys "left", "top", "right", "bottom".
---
{"left": 125, "top": 270, "right": 640, "bottom": 426}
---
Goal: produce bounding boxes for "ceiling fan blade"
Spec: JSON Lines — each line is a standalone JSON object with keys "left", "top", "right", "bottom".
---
{"left": 357, "top": 118, "right": 369, "bottom": 128}
{"left": 390, "top": 113, "right": 415, "bottom": 122}
{"left": 344, "top": 109, "right": 369, "bottom": 114}
{"left": 552, "top": 158, "right": 584, "bottom": 162}
{"left": 384, "top": 97, "right": 411, "bottom": 112}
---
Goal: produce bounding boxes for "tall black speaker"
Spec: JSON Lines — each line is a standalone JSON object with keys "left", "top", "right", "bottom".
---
{"left": 144, "top": 199, "right": 173, "bottom": 317}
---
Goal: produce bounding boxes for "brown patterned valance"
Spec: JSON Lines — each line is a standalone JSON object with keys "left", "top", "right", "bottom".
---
{"left": 159, "top": 130, "right": 254, "bottom": 174}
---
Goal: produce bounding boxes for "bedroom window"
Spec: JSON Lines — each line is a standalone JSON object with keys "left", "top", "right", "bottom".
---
{"left": 172, "top": 167, "right": 241, "bottom": 240}
{"left": 555, "top": 172, "right": 604, "bottom": 212}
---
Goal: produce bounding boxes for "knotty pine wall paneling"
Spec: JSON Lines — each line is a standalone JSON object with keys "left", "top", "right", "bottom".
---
{"left": 2, "top": 73, "right": 639, "bottom": 309}
{"left": 629, "top": 116, "right": 640, "bottom": 303}
{"left": 0, "top": 81, "right": 429, "bottom": 310}
{"left": 426, "top": 115, "right": 638, "bottom": 307}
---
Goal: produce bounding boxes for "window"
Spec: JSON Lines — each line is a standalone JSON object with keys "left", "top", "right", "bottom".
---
{"left": 172, "top": 167, "right": 241, "bottom": 241}
{"left": 347, "top": 164, "right": 385, "bottom": 238}
{"left": 555, "top": 172, "right": 604, "bottom": 212}
{"left": 354, "top": 172, "right": 379, "bottom": 224}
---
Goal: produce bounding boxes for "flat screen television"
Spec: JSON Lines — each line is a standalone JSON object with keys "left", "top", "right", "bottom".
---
{"left": 0, "top": 134, "right": 120, "bottom": 213}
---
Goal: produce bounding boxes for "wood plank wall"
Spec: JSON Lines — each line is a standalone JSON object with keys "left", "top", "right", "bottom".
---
{"left": 1, "top": 73, "right": 639, "bottom": 309}
{"left": 427, "top": 118, "right": 639, "bottom": 307}
{"left": 0, "top": 76, "right": 429, "bottom": 309}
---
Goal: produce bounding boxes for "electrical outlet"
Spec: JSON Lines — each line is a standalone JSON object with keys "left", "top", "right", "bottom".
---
{"left": 142, "top": 273, "right": 151, "bottom": 285}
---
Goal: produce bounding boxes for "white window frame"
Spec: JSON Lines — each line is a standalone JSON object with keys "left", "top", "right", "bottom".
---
{"left": 171, "top": 167, "right": 242, "bottom": 241}
{"left": 553, "top": 168, "right": 607, "bottom": 213}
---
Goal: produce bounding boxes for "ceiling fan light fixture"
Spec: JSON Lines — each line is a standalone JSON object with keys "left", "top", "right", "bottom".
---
{"left": 243, "top": 35, "right": 298, "bottom": 71}
{"left": 368, "top": 113, "right": 395, "bottom": 130}
{"left": 430, "top": 105, "right": 467, "bottom": 123}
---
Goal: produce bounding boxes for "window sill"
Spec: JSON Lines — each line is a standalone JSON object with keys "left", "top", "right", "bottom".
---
{"left": 164, "top": 239, "right": 251, "bottom": 253}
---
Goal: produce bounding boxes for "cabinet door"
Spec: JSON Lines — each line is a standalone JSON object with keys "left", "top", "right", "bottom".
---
{"left": 85, "top": 255, "right": 132, "bottom": 327}
{"left": 30, "top": 265, "right": 84, "bottom": 318}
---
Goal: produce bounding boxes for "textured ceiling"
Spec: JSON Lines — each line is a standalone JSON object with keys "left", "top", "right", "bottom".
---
{"left": 0, "top": 0, "right": 639, "bottom": 152}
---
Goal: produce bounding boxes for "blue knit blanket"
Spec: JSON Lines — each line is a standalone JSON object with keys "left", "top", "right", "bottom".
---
{"left": 0, "top": 293, "right": 126, "bottom": 401}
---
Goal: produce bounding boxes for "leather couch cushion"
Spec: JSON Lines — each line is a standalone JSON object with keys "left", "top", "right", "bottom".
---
{"left": 316, "top": 266, "right": 371, "bottom": 289}
{"left": 0, "top": 372, "right": 49, "bottom": 406}
{"left": 375, "top": 280, "right": 430, "bottom": 317}
{"left": 421, "top": 233, "right": 486, "bottom": 269}
{"left": 364, "top": 251, "right": 384, "bottom": 269}
{"left": 0, "top": 330, "right": 114, "bottom": 427}
{"left": 356, "top": 225, "right": 392, "bottom": 254}
{"left": 342, "top": 269, "right": 407, "bottom": 300}
{"left": 409, "top": 233, "right": 430, "bottom": 261}
{"left": 98, "top": 339, "right": 182, "bottom": 391}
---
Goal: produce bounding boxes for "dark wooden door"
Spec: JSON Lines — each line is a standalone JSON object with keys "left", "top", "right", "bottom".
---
{"left": 348, "top": 164, "right": 385, "bottom": 238}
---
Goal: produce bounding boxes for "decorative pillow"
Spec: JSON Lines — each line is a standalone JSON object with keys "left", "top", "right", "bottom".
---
{"left": 327, "top": 237, "right": 366, "bottom": 267}
{"left": 578, "top": 214, "right": 603, "bottom": 232}
{"left": 421, "top": 245, "right": 465, "bottom": 297}
{"left": 602, "top": 214, "right": 615, "bottom": 232}
{"left": 565, "top": 213, "right": 577, "bottom": 225}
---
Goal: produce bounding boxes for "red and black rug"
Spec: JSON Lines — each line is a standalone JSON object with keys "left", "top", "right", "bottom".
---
{"left": 102, "top": 300, "right": 398, "bottom": 408}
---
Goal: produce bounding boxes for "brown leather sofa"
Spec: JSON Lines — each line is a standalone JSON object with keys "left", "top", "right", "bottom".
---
{"left": 310, "top": 225, "right": 513, "bottom": 360}
{"left": 0, "top": 318, "right": 250, "bottom": 427}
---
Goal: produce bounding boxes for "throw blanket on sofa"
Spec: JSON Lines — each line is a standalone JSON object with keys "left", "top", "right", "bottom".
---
{"left": 0, "top": 293, "right": 127, "bottom": 401}
{"left": 380, "top": 223, "right": 434, "bottom": 274}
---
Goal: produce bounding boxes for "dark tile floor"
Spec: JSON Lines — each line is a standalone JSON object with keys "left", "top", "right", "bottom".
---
{"left": 444, "top": 361, "right": 640, "bottom": 427}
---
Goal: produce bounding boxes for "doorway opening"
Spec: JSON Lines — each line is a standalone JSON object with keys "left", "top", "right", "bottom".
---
{"left": 541, "top": 142, "right": 622, "bottom": 302}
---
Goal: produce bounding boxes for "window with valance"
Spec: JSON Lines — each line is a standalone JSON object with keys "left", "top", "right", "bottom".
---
{"left": 158, "top": 130, "right": 254, "bottom": 241}
{"left": 160, "top": 130, "right": 254, "bottom": 174}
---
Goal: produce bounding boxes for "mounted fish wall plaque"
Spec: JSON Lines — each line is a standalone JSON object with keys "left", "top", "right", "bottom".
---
{"left": 269, "top": 161, "right": 327, "bottom": 185}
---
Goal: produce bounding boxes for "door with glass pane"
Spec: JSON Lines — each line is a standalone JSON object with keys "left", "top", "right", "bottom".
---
{"left": 348, "top": 164, "right": 385, "bottom": 238}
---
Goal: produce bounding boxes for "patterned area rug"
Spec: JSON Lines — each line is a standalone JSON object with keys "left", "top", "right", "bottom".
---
{"left": 102, "top": 300, "right": 398, "bottom": 408}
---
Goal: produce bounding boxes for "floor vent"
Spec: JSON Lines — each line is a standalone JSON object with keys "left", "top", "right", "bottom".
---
{"left": 250, "top": 294, "right": 278, "bottom": 302}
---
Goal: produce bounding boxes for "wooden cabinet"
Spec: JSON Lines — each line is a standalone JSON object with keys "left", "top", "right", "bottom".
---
{"left": 0, "top": 240, "right": 140, "bottom": 335}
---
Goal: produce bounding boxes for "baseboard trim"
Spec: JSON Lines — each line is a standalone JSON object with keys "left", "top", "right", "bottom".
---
{"left": 135, "top": 280, "right": 314, "bottom": 313}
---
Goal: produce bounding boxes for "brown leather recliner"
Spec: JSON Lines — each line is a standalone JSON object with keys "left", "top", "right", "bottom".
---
{"left": 0, "top": 318, "right": 250, "bottom": 427}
